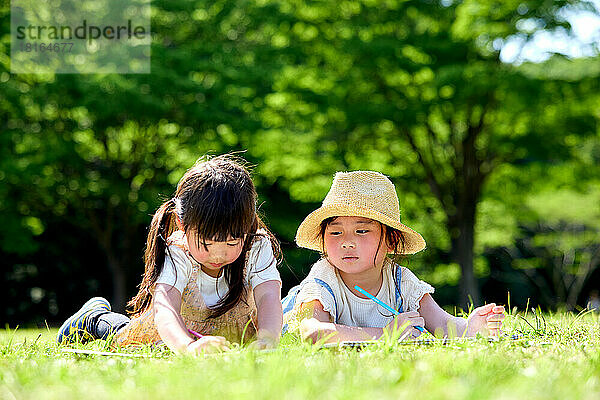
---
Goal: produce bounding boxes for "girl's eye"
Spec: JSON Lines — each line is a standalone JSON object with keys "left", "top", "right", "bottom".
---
{"left": 356, "top": 229, "right": 369, "bottom": 234}
{"left": 328, "top": 231, "right": 342, "bottom": 236}
{"left": 227, "top": 242, "right": 241, "bottom": 247}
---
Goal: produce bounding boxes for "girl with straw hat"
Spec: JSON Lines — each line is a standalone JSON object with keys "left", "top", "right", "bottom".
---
{"left": 282, "top": 171, "right": 505, "bottom": 343}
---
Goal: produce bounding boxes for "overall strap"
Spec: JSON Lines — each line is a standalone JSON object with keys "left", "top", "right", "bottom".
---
{"left": 395, "top": 266, "right": 404, "bottom": 313}
{"left": 280, "top": 285, "right": 300, "bottom": 335}
{"left": 281, "top": 285, "right": 301, "bottom": 315}
{"left": 314, "top": 278, "right": 338, "bottom": 322}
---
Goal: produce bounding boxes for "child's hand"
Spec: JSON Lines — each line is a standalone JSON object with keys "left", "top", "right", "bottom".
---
{"left": 384, "top": 311, "right": 425, "bottom": 339}
{"left": 248, "top": 336, "right": 278, "bottom": 350}
{"left": 186, "top": 335, "right": 230, "bottom": 355}
{"left": 466, "top": 303, "right": 505, "bottom": 337}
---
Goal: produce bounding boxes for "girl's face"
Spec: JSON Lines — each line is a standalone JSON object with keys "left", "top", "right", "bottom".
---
{"left": 323, "top": 216, "right": 390, "bottom": 275}
{"left": 185, "top": 231, "right": 245, "bottom": 277}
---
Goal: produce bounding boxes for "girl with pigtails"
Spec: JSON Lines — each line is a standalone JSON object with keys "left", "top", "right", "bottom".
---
{"left": 57, "top": 155, "right": 283, "bottom": 353}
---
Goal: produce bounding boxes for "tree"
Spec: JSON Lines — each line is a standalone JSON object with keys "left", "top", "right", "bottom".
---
{"left": 0, "top": 0, "right": 280, "bottom": 313}
{"left": 248, "top": 0, "right": 600, "bottom": 305}
{"left": 1, "top": 0, "right": 598, "bottom": 323}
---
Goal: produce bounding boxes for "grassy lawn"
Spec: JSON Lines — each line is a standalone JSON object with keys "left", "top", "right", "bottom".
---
{"left": 1, "top": 310, "right": 599, "bottom": 400}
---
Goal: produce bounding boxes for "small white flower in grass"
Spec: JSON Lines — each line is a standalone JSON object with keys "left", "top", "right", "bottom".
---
{"left": 522, "top": 366, "right": 537, "bottom": 377}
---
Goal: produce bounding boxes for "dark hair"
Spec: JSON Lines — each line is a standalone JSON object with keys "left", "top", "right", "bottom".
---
{"left": 127, "top": 154, "right": 280, "bottom": 318}
{"left": 318, "top": 216, "right": 407, "bottom": 262}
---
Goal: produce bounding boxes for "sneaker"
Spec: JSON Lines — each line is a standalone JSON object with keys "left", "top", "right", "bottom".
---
{"left": 57, "top": 297, "right": 111, "bottom": 344}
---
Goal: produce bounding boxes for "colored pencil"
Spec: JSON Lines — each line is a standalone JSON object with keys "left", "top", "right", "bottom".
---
{"left": 188, "top": 328, "right": 204, "bottom": 339}
{"left": 354, "top": 285, "right": 425, "bottom": 333}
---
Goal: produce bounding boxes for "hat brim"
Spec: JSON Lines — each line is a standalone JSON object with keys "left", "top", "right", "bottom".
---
{"left": 295, "top": 204, "right": 427, "bottom": 254}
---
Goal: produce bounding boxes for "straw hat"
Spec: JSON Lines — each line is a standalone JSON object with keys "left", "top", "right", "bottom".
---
{"left": 295, "top": 171, "right": 426, "bottom": 254}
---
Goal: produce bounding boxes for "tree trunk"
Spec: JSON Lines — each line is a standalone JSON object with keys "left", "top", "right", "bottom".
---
{"left": 449, "top": 209, "right": 481, "bottom": 308}
{"left": 450, "top": 111, "right": 486, "bottom": 308}
{"left": 401, "top": 104, "right": 490, "bottom": 309}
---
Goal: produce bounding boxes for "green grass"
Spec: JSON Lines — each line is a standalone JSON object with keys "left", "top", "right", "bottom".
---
{"left": 1, "top": 311, "right": 600, "bottom": 400}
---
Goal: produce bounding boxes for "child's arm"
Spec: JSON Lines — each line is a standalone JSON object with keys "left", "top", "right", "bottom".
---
{"left": 418, "top": 293, "right": 505, "bottom": 337}
{"left": 252, "top": 280, "right": 283, "bottom": 349}
{"left": 298, "top": 300, "right": 423, "bottom": 343}
{"left": 153, "top": 283, "right": 229, "bottom": 354}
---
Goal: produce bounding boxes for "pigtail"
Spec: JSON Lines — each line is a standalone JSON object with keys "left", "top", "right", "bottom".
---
{"left": 126, "top": 199, "right": 176, "bottom": 315}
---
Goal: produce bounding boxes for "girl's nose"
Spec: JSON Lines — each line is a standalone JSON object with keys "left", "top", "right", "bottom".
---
{"left": 341, "top": 240, "right": 355, "bottom": 249}
{"left": 210, "top": 249, "right": 227, "bottom": 262}
{"left": 212, "top": 253, "right": 227, "bottom": 263}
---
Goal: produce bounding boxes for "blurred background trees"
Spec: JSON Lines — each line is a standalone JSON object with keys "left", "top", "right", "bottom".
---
{"left": 1, "top": 0, "right": 598, "bottom": 325}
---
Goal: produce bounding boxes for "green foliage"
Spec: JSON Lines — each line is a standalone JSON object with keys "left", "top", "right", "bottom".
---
{"left": 0, "top": 0, "right": 599, "bottom": 321}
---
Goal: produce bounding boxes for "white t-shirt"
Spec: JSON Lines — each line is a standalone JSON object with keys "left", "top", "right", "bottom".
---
{"left": 292, "top": 258, "right": 434, "bottom": 328}
{"left": 156, "top": 233, "right": 281, "bottom": 307}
